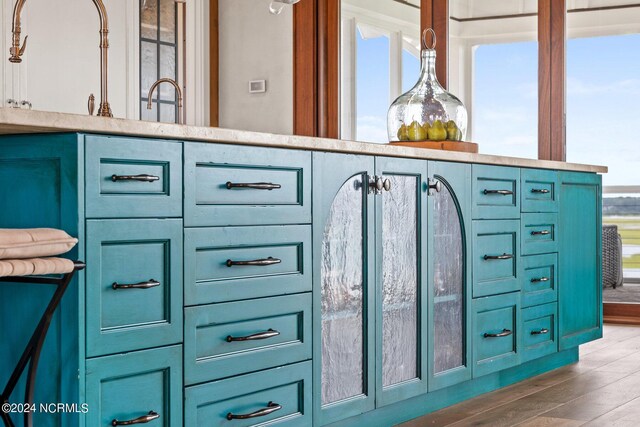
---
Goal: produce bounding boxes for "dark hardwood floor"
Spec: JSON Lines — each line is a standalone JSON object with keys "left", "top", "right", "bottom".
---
{"left": 399, "top": 324, "right": 640, "bottom": 426}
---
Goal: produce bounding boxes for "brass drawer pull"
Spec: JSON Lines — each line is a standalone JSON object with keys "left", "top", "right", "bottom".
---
{"left": 531, "top": 230, "right": 551, "bottom": 236}
{"left": 484, "top": 253, "right": 513, "bottom": 261}
{"left": 483, "top": 189, "right": 513, "bottom": 195}
{"left": 112, "top": 279, "right": 160, "bottom": 290}
{"left": 112, "top": 411, "right": 159, "bottom": 425}
{"left": 225, "top": 181, "right": 282, "bottom": 190}
{"left": 226, "top": 257, "right": 281, "bottom": 267}
{"left": 531, "top": 277, "right": 550, "bottom": 283}
{"left": 484, "top": 329, "right": 512, "bottom": 338}
{"left": 111, "top": 174, "right": 160, "bottom": 183}
{"left": 531, "top": 188, "right": 550, "bottom": 194}
{"left": 227, "top": 402, "right": 282, "bottom": 420}
{"left": 226, "top": 328, "right": 280, "bottom": 342}
{"left": 531, "top": 328, "right": 549, "bottom": 335}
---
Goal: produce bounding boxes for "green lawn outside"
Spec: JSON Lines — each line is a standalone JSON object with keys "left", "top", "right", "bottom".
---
{"left": 603, "top": 216, "right": 640, "bottom": 270}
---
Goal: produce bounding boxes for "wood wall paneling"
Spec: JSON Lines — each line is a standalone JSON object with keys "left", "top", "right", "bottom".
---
{"left": 294, "top": 0, "right": 318, "bottom": 136}
{"left": 538, "top": 0, "right": 552, "bottom": 160}
{"left": 550, "top": 0, "right": 567, "bottom": 161}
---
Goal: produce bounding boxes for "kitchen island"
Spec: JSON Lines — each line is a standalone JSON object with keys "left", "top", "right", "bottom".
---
{"left": 0, "top": 109, "right": 606, "bottom": 426}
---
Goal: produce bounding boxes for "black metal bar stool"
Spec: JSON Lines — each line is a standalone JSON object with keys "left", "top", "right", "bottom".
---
{"left": 0, "top": 259, "right": 85, "bottom": 427}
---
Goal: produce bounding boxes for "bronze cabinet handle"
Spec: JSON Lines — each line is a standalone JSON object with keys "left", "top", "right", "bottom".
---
{"left": 111, "top": 174, "right": 160, "bottom": 183}
{"left": 531, "top": 277, "right": 550, "bottom": 283}
{"left": 531, "top": 328, "right": 549, "bottom": 335}
{"left": 483, "top": 189, "right": 513, "bottom": 195}
{"left": 112, "top": 279, "right": 160, "bottom": 290}
{"left": 226, "top": 402, "right": 282, "bottom": 420}
{"left": 483, "top": 253, "right": 514, "bottom": 261}
{"left": 531, "top": 230, "right": 551, "bottom": 236}
{"left": 226, "top": 328, "right": 280, "bottom": 342}
{"left": 225, "top": 181, "right": 281, "bottom": 190}
{"left": 226, "top": 257, "right": 281, "bottom": 267}
{"left": 112, "top": 411, "right": 160, "bottom": 425}
{"left": 484, "top": 329, "right": 513, "bottom": 338}
{"left": 531, "top": 188, "right": 550, "bottom": 194}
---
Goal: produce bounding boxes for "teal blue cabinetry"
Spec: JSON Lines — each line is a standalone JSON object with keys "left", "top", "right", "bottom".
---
{"left": 85, "top": 345, "right": 183, "bottom": 427}
{"left": 85, "top": 219, "right": 183, "bottom": 357}
{"left": 184, "top": 293, "right": 312, "bottom": 385}
{"left": 473, "top": 292, "right": 521, "bottom": 377}
{"left": 184, "top": 361, "right": 312, "bottom": 426}
{"left": 184, "top": 143, "right": 311, "bottom": 226}
{"left": 558, "top": 171, "right": 603, "bottom": 349}
{"left": 427, "top": 161, "right": 472, "bottom": 391}
{"left": 0, "top": 132, "right": 603, "bottom": 427}
{"left": 85, "top": 135, "right": 183, "bottom": 218}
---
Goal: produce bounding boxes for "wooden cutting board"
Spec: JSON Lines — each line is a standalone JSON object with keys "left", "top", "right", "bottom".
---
{"left": 390, "top": 140, "right": 479, "bottom": 153}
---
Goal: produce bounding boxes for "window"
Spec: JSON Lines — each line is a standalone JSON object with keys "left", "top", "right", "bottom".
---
{"left": 140, "top": 0, "right": 179, "bottom": 123}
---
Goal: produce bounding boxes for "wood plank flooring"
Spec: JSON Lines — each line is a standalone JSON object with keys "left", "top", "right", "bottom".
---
{"left": 399, "top": 324, "right": 640, "bottom": 427}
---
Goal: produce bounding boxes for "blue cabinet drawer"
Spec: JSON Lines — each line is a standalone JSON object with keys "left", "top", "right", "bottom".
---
{"left": 86, "top": 345, "right": 183, "bottom": 427}
{"left": 86, "top": 219, "right": 183, "bottom": 357}
{"left": 473, "top": 220, "right": 520, "bottom": 297}
{"left": 522, "top": 303, "right": 558, "bottom": 362}
{"left": 521, "top": 213, "right": 558, "bottom": 255}
{"left": 185, "top": 361, "right": 312, "bottom": 426}
{"left": 184, "top": 293, "right": 311, "bottom": 385}
{"left": 522, "top": 254, "right": 558, "bottom": 308}
{"left": 472, "top": 165, "right": 520, "bottom": 219}
{"left": 184, "top": 143, "right": 311, "bottom": 226}
{"left": 473, "top": 293, "right": 521, "bottom": 377}
{"left": 521, "top": 169, "right": 558, "bottom": 213}
{"left": 85, "top": 135, "right": 182, "bottom": 218}
{"left": 185, "top": 225, "right": 311, "bottom": 305}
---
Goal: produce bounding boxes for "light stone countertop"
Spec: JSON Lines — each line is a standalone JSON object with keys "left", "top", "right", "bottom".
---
{"left": 0, "top": 108, "right": 607, "bottom": 173}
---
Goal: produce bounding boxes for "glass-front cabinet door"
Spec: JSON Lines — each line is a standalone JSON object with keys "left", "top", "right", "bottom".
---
{"left": 313, "top": 152, "right": 376, "bottom": 425}
{"left": 428, "top": 161, "right": 472, "bottom": 391}
{"left": 375, "top": 157, "right": 428, "bottom": 406}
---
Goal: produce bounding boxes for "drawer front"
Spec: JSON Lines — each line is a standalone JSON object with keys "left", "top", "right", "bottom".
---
{"left": 521, "top": 169, "right": 559, "bottom": 213}
{"left": 473, "top": 220, "right": 520, "bottom": 297}
{"left": 86, "top": 345, "right": 183, "bottom": 427}
{"left": 473, "top": 293, "right": 521, "bottom": 377}
{"left": 85, "top": 135, "right": 182, "bottom": 218}
{"left": 185, "top": 361, "right": 312, "bottom": 426}
{"left": 185, "top": 143, "right": 311, "bottom": 226}
{"left": 86, "top": 219, "right": 183, "bottom": 357}
{"left": 185, "top": 294, "right": 312, "bottom": 385}
{"left": 522, "top": 254, "right": 558, "bottom": 307}
{"left": 521, "top": 213, "right": 558, "bottom": 255}
{"left": 472, "top": 165, "right": 520, "bottom": 219}
{"left": 185, "top": 225, "right": 311, "bottom": 305}
{"left": 522, "top": 303, "right": 558, "bottom": 362}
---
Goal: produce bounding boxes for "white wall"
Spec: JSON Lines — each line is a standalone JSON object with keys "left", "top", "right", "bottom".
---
{"left": 218, "top": 0, "right": 293, "bottom": 135}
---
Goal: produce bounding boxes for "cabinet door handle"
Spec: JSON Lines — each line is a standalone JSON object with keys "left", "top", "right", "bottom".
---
{"left": 483, "top": 189, "right": 513, "bottom": 195}
{"left": 226, "top": 328, "right": 280, "bottom": 342}
{"left": 531, "top": 188, "right": 550, "bottom": 194}
{"left": 382, "top": 178, "right": 391, "bottom": 192}
{"left": 225, "top": 181, "right": 281, "bottom": 190}
{"left": 112, "top": 411, "right": 159, "bottom": 425}
{"left": 483, "top": 253, "right": 513, "bottom": 261}
{"left": 111, "top": 174, "right": 160, "bottom": 183}
{"left": 226, "top": 257, "right": 281, "bottom": 267}
{"left": 531, "top": 328, "right": 549, "bottom": 335}
{"left": 428, "top": 178, "right": 442, "bottom": 194}
{"left": 531, "top": 277, "right": 550, "bottom": 283}
{"left": 531, "top": 230, "right": 550, "bottom": 236}
{"left": 226, "top": 402, "right": 282, "bottom": 420}
{"left": 484, "top": 329, "right": 512, "bottom": 338}
{"left": 112, "top": 279, "right": 160, "bottom": 290}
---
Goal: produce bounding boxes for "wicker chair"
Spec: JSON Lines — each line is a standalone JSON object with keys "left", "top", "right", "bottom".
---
{"left": 603, "top": 224, "right": 623, "bottom": 288}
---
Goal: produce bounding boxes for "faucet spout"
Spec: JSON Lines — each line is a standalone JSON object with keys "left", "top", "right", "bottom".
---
{"left": 147, "top": 78, "right": 184, "bottom": 125}
{"left": 8, "top": 0, "right": 113, "bottom": 117}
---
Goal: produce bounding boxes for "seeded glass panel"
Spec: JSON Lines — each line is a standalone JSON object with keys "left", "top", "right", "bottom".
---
{"left": 160, "top": 103, "right": 176, "bottom": 123}
{"left": 140, "top": 0, "right": 158, "bottom": 40}
{"left": 382, "top": 175, "right": 418, "bottom": 387}
{"left": 159, "top": 0, "right": 176, "bottom": 43}
{"left": 141, "top": 101, "right": 157, "bottom": 121}
{"left": 433, "top": 181, "right": 464, "bottom": 374}
{"left": 141, "top": 41, "right": 158, "bottom": 99}
{"left": 160, "top": 45, "right": 176, "bottom": 101}
{"left": 322, "top": 175, "right": 365, "bottom": 405}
